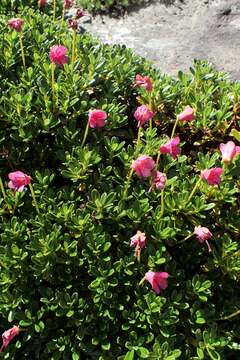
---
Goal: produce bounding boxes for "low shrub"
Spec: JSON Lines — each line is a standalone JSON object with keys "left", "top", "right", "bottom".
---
{"left": 76, "top": 0, "right": 148, "bottom": 14}
{"left": 0, "top": 6, "right": 240, "bottom": 360}
{"left": 0, "top": 0, "right": 149, "bottom": 17}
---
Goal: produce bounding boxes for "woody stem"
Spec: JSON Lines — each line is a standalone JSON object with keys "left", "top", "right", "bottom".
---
{"left": 51, "top": 63, "right": 55, "bottom": 109}
{"left": 62, "top": 7, "right": 65, "bottom": 23}
{"left": 139, "top": 277, "right": 146, "bottom": 286}
{"left": 178, "top": 233, "right": 194, "bottom": 245}
{"left": 19, "top": 33, "right": 26, "bottom": 67}
{"left": 123, "top": 127, "right": 142, "bottom": 198}
{"left": 29, "top": 184, "right": 40, "bottom": 214}
{"left": 135, "top": 127, "right": 142, "bottom": 151}
{"left": 220, "top": 309, "right": 240, "bottom": 321}
{"left": 187, "top": 177, "right": 201, "bottom": 204}
{"left": 81, "top": 121, "right": 89, "bottom": 147}
{"left": 71, "top": 30, "right": 76, "bottom": 67}
{"left": 160, "top": 189, "right": 165, "bottom": 217}
{"left": 53, "top": 0, "right": 56, "bottom": 21}
{"left": 171, "top": 117, "right": 179, "bottom": 138}
{"left": 155, "top": 152, "right": 161, "bottom": 170}
{"left": 0, "top": 177, "right": 11, "bottom": 212}
{"left": 123, "top": 168, "right": 133, "bottom": 199}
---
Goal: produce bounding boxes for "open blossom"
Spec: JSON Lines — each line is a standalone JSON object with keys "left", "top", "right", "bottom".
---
{"left": 68, "top": 19, "right": 78, "bottom": 30}
{"left": 194, "top": 226, "right": 213, "bottom": 252}
{"left": 130, "top": 231, "right": 146, "bottom": 250}
{"left": 201, "top": 167, "right": 223, "bottom": 185}
{"left": 145, "top": 271, "right": 169, "bottom": 294}
{"left": 8, "top": 18, "right": 24, "bottom": 32}
{"left": 134, "top": 105, "right": 154, "bottom": 128}
{"left": 76, "top": 8, "right": 86, "bottom": 18}
{"left": 178, "top": 106, "right": 195, "bottom": 122}
{"left": 0, "top": 326, "right": 20, "bottom": 353}
{"left": 38, "top": 0, "right": 47, "bottom": 7}
{"left": 135, "top": 74, "right": 153, "bottom": 91}
{"left": 131, "top": 155, "right": 155, "bottom": 178}
{"left": 160, "top": 136, "right": 181, "bottom": 159}
{"left": 152, "top": 171, "right": 167, "bottom": 190}
{"left": 64, "top": 0, "right": 74, "bottom": 9}
{"left": 8, "top": 171, "right": 31, "bottom": 192}
{"left": 88, "top": 110, "right": 107, "bottom": 128}
{"left": 49, "top": 45, "right": 68, "bottom": 67}
{"left": 130, "top": 231, "right": 146, "bottom": 261}
{"left": 219, "top": 141, "right": 240, "bottom": 164}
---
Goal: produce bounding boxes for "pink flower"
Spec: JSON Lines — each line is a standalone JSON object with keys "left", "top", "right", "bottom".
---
{"left": 131, "top": 155, "right": 155, "bottom": 178}
{"left": 135, "top": 74, "right": 153, "bottom": 91}
{"left": 38, "top": 0, "right": 47, "bottom": 7}
{"left": 134, "top": 105, "right": 154, "bottom": 128}
{"left": 8, "top": 18, "right": 24, "bottom": 32}
{"left": 76, "top": 8, "right": 86, "bottom": 18}
{"left": 177, "top": 106, "right": 195, "bottom": 122}
{"left": 219, "top": 141, "right": 240, "bottom": 165}
{"left": 201, "top": 167, "right": 223, "bottom": 185}
{"left": 88, "top": 110, "right": 107, "bottom": 128}
{"left": 194, "top": 226, "right": 213, "bottom": 252}
{"left": 64, "top": 0, "right": 74, "bottom": 9}
{"left": 152, "top": 171, "right": 167, "bottom": 190}
{"left": 160, "top": 136, "right": 181, "bottom": 159}
{"left": 236, "top": 146, "right": 240, "bottom": 155}
{"left": 130, "top": 231, "right": 146, "bottom": 250}
{"left": 0, "top": 326, "right": 20, "bottom": 353}
{"left": 68, "top": 19, "right": 78, "bottom": 30}
{"left": 49, "top": 45, "right": 68, "bottom": 67}
{"left": 8, "top": 171, "right": 31, "bottom": 192}
{"left": 145, "top": 271, "right": 169, "bottom": 294}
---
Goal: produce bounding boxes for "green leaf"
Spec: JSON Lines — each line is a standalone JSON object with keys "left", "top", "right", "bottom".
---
{"left": 136, "top": 347, "right": 149, "bottom": 358}
{"left": 206, "top": 348, "right": 221, "bottom": 360}
{"left": 197, "top": 347, "right": 205, "bottom": 359}
{"left": 72, "top": 353, "right": 80, "bottom": 360}
{"left": 230, "top": 129, "right": 240, "bottom": 143}
{"left": 124, "top": 350, "right": 135, "bottom": 360}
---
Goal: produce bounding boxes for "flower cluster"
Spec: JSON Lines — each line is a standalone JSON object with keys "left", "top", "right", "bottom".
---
{"left": 2, "top": 7, "right": 240, "bottom": 358}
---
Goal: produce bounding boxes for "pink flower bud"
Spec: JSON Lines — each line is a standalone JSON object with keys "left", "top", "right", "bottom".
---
{"left": 68, "top": 19, "right": 78, "bottom": 30}
{"left": 8, "top": 171, "right": 31, "bottom": 192}
{"left": 177, "top": 106, "right": 195, "bottom": 122}
{"left": 160, "top": 136, "right": 181, "bottom": 159}
{"left": 130, "top": 231, "right": 146, "bottom": 251}
{"left": 49, "top": 45, "right": 68, "bottom": 67}
{"left": 88, "top": 110, "right": 107, "bottom": 128}
{"left": 145, "top": 271, "right": 169, "bottom": 294}
{"left": 0, "top": 326, "right": 20, "bottom": 353}
{"left": 134, "top": 105, "right": 154, "bottom": 128}
{"left": 8, "top": 18, "right": 24, "bottom": 32}
{"left": 152, "top": 171, "right": 167, "bottom": 190}
{"left": 64, "top": 0, "right": 74, "bottom": 9}
{"left": 131, "top": 155, "right": 155, "bottom": 178}
{"left": 135, "top": 74, "right": 153, "bottom": 91}
{"left": 75, "top": 8, "right": 86, "bottom": 18}
{"left": 201, "top": 167, "right": 223, "bottom": 185}
{"left": 219, "top": 141, "right": 239, "bottom": 165}
{"left": 194, "top": 226, "right": 212, "bottom": 252}
{"left": 38, "top": 0, "right": 47, "bottom": 7}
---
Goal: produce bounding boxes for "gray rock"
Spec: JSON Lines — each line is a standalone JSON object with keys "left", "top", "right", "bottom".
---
{"left": 83, "top": 0, "right": 240, "bottom": 80}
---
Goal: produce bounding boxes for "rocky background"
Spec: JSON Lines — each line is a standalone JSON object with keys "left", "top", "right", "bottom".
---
{"left": 83, "top": 0, "right": 240, "bottom": 79}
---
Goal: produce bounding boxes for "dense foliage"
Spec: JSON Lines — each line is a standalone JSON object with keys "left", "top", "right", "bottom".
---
{"left": 76, "top": 0, "right": 147, "bottom": 14}
{"left": 0, "top": 0, "right": 143, "bottom": 16}
{"left": 0, "top": 3, "right": 240, "bottom": 360}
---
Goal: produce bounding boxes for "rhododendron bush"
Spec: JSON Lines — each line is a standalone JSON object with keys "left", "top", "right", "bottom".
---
{"left": 0, "top": 5, "right": 240, "bottom": 360}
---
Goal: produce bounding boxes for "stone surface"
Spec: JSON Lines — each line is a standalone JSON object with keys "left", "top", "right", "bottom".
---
{"left": 83, "top": 0, "right": 240, "bottom": 79}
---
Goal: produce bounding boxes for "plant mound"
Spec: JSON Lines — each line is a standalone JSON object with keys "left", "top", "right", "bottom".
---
{"left": 0, "top": 4, "right": 240, "bottom": 360}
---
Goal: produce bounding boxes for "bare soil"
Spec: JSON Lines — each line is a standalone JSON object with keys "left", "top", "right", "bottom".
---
{"left": 83, "top": 0, "right": 240, "bottom": 79}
